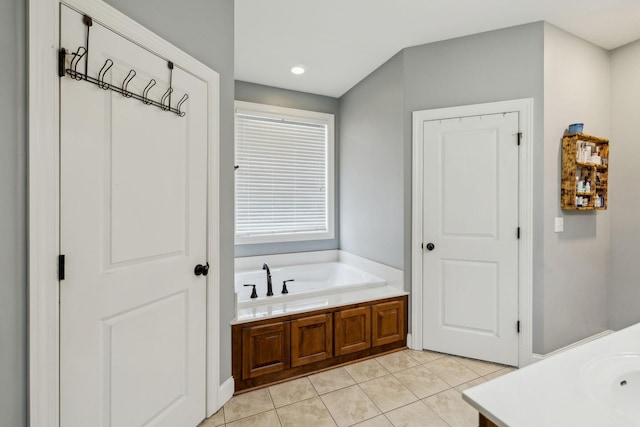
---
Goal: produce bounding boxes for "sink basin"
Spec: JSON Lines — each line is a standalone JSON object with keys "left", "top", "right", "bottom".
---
{"left": 581, "top": 353, "right": 640, "bottom": 419}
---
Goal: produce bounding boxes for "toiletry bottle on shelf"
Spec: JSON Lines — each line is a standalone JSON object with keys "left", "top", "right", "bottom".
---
{"left": 585, "top": 180, "right": 591, "bottom": 193}
{"left": 595, "top": 195, "right": 601, "bottom": 208}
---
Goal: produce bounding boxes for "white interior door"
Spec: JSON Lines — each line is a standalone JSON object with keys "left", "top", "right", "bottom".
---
{"left": 60, "top": 6, "right": 209, "bottom": 426}
{"left": 421, "top": 113, "right": 519, "bottom": 366}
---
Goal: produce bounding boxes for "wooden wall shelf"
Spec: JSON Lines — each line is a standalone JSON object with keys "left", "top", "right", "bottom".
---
{"left": 561, "top": 133, "right": 609, "bottom": 210}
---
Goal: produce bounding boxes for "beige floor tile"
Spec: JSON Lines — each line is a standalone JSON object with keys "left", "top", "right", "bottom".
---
{"left": 483, "top": 367, "right": 517, "bottom": 381}
{"left": 309, "top": 367, "right": 356, "bottom": 394}
{"left": 455, "top": 377, "right": 486, "bottom": 392}
{"left": 423, "top": 389, "right": 478, "bottom": 427}
{"left": 276, "top": 397, "right": 336, "bottom": 427}
{"left": 359, "top": 374, "right": 418, "bottom": 412}
{"left": 344, "top": 359, "right": 390, "bottom": 383}
{"left": 226, "top": 409, "right": 281, "bottom": 427}
{"left": 269, "top": 377, "right": 317, "bottom": 408}
{"left": 424, "top": 357, "right": 480, "bottom": 387}
{"left": 352, "top": 414, "right": 393, "bottom": 426}
{"left": 224, "top": 388, "right": 274, "bottom": 422}
{"left": 393, "top": 365, "right": 450, "bottom": 399}
{"left": 320, "top": 384, "right": 381, "bottom": 427}
{"left": 376, "top": 351, "right": 420, "bottom": 373}
{"left": 385, "top": 401, "right": 448, "bottom": 427}
{"left": 452, "top": 356, "right": 505, "bottom": 376}
{"left": 199, "top": 407, "right": 225, "bottom": 426}
{"left": 403, "top": 349, "right": 446, "bottom": 364}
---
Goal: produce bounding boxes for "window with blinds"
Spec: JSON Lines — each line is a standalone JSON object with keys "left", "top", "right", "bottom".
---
{"left": 235, "top": 102, "right": 335, "bottom": 244}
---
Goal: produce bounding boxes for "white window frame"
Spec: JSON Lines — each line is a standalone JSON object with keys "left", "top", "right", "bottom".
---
{"left": 234, "top": 101, "right": 335, "bottom": 245}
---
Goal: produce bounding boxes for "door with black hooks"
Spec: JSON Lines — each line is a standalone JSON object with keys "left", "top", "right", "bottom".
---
{"left": 59, "top": 6, "right": 210, "bottom": 426}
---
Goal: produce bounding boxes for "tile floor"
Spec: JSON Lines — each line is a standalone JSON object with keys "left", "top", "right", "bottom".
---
{"left": 199, "top": 349, "right": 516, "bottom": 427}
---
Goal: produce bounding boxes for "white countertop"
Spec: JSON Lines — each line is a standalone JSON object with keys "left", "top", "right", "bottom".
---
{"left": 232, "top": 285, "right": 408, "bottom": 324}
{"left": 462, "top": 322, "right": 640, "bottom": 427}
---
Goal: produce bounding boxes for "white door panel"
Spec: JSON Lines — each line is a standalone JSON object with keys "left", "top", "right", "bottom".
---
{"left": 422, "top": 113, "right": 519, "bottom": 366}
{"left": 60, "top": 6, "right": 208, "bottom": 426}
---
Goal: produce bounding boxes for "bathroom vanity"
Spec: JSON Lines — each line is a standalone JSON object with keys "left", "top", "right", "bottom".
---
{"left": 463, "top": 323, "right": 640, "bottom": 426}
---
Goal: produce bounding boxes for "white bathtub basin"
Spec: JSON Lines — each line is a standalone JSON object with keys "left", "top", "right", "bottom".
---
{"left": 235, "top": 262, "right": 387, "bottom": 305}
{"left": 581, "top": 353, "right": 640, "bottom": 418}
{"left": 232, "top": 253, "right": 407, "bottom": 323}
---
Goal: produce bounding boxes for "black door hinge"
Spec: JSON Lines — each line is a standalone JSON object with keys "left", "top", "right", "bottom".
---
{"left": 517, "top": 320, "right": 521, "bottom": 333}
{"left": 58, "top": 255, "right": 65, "bottom": 280}
{"left": 517, "top": 227, "right": 520, "bottom": 239}
{"left": 517, "top": 132, "right": 522, "bottom": 146}
{"left": 58, "top": 48, "right": 67, "bottom": 77}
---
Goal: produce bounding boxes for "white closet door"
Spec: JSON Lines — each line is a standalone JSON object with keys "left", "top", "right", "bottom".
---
{"left": 60, "top": 6, "right": 208, "bottom": 426}
{"left": 421, "top": 113, "right": 520, "bottom": 366}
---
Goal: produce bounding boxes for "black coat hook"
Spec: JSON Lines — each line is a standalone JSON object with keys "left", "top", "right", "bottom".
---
{"left": 121, "top": 69, "right": 136, "bottom": 97}
{"left": 176, "top": 94, "right": 189, "bottom": 117}
{"left": 142, "top": 79, "right": 156, "bottom": 105}
{"left": 97, "top": 59, "right": 113, "bottom": 89}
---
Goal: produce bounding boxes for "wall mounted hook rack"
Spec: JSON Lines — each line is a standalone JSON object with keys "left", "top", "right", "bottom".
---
{"left": 59, "top": 14, "right": 189, "bottom": 117}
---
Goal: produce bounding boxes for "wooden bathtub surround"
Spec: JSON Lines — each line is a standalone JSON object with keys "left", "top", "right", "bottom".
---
{"left": 232, "top": 295, "right": 408, "bottom": 393}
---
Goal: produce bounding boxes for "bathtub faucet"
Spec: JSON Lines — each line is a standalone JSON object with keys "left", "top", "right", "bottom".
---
{"left": 262, "top": 263, "right": 273, "bottom": 296}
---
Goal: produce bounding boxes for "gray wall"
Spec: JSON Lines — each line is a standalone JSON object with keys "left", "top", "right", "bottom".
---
{"left": 610, "top": 39, "right": 640, "bottom": 330}
{"left": 104, "top": 0, "right": 235, "bottom": 382}
{"left": 339, "top": 23, "right": 546, "bottom": 350}
{"left": 0, "top": 0, "right": 26, "bottom": 425}
{"left": 234, "top": 81, "right": 340, "bottom": 257}
{"left": 339, "top": 53, "right": 405, "bottom": 269}
{"left": 542, "top": 24, "right": 611, "bottom": 353}
{"left": 403, "top": 24, "right": 546, "bottom": 352}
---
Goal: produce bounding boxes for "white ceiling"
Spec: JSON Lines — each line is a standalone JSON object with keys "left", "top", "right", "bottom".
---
{"left": 235, "top": 0, "right": 640, "bottom": 98}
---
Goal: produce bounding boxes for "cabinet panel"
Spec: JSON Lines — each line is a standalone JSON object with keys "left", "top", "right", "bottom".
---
{"left": 372, "top": 300, "right": 405, "bottom": 346}
{"left": 291, "top": 314, "right": 333, "bottom": 367}
{"left": 334, "top": 307, "right": 371, "bottom": 356}
{"left": 242, "top": 322, "right": 290, "bottom": 379}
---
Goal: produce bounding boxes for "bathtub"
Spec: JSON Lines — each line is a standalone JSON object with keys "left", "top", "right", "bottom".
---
{"left": 235, "top": 262, "right": 387, "bottom": 304}
{"left": 233, "top": 251, "right": 407, "bottom": 323}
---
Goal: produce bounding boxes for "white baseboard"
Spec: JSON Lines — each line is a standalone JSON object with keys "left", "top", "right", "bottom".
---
{"left": 406, "top": 333, "right": 415, "bottom": 350}
{"left": 531, "top": 330, "right": 614, "bottom": 362}
{"left": 217, "top": 376, "right": 234, "bottom": 411}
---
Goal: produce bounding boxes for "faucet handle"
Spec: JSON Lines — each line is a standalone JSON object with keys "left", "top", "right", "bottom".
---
{"left": 243, "top": 284, "right": 258, "bottom": 299}
{"left": 282, "top": 279, "right": 294, "bottom": 294}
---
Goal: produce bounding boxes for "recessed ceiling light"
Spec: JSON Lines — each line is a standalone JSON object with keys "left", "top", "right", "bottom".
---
{"left": 291, "top": 65, "right": 306, "bottom": 75}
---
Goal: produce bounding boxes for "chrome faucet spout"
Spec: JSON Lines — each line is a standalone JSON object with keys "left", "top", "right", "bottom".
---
{"left": 262, "top": 263, "right": 273, "bottom": 296}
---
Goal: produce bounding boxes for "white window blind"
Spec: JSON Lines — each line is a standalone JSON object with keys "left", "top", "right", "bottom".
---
{"left": 235, "top": 103, "right": 334, "bottom": 244}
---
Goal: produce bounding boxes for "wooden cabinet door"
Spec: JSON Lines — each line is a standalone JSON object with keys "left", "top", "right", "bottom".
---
{"left": 242, "top": 322, "right": 290, "bottom": 379}
{"left": 291, "top": 314, "right": 333, "bottom": 367}
{"left": 334, "top": 307, "right": 371, "bottom": 356}
{"left": 372, "top": 300, "right": 405, "bottom": 346}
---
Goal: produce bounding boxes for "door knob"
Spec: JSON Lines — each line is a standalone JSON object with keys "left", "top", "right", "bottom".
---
{"left": 426, "top": 243, "right": 435, "bottom": 251}
{"left": 194, "top": 262, "right": 209, "bottom": 276}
